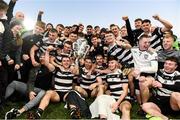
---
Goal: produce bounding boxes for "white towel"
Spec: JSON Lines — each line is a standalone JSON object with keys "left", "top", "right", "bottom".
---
{"left": 90, "top": 95, "right": 120, "bottom": 120}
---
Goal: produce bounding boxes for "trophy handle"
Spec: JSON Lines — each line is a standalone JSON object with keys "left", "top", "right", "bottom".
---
{"left": 83, "top": 45, "right": 90, "bottom": 58}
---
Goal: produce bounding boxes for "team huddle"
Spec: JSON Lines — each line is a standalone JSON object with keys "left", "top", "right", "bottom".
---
{"left": 0, "top": 0, "right": 180, "bottom": 120}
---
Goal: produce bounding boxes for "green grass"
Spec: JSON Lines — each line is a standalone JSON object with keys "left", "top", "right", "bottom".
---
{"left": 0, "top": 99, "right": 180, "bottom": 119}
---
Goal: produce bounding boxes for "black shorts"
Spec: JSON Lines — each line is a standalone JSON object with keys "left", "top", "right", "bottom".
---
{"left": 140, "top": 73, "right": 155, "bottom": 77}
{"left": 84, "top": 88, "right": 92, "bottom": 98}
{"left": 149, "top": 95, "right": 180, "bottom": 115}
{"left": 56, "top": 91, "right": 68, "bottom": 101}
{"left": 134, "top": 73, "right": 155, "bottom": 91}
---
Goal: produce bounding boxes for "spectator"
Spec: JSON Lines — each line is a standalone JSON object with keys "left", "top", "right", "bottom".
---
{"left": 0, "top": 0, "right": 10, "bottom": 107}
{"left": 85, "top": 25, "right": 94, "bottom": 46}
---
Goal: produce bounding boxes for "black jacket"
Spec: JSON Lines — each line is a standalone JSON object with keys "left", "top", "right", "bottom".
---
{"left": 0, "top": 19, "right": 12, "bottom": 61}
{"left": 125, "top": 19, "right": 143, "bottom": 46}
{"left": 0, "top": 0, "right": 16, "bottom": 60}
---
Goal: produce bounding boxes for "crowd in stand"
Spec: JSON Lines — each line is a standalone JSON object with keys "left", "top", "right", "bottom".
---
{"left": 0, "top": 0, "right": 180, "bottom": 120}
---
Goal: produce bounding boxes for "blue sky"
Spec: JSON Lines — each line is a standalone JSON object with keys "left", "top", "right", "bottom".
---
{"left": 4, "top": 0, "right": 180, "bottom": 36}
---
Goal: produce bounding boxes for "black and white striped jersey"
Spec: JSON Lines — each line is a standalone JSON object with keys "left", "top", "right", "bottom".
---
{"left": 105, "top": 69, "right": 130, "bottom": 100}
{"left": 53, "top": 67, "right": 74, "bottom": 92}
{"left": 35, "top": 37, "right": 63, "bottom": 57}
{"left": 154, "top": 69, "right": 180, "bottom": 97}
{"left": 138, "top": 27, "right": 163, "bottom": 51}
{"left": 79, "top": 67, "right": 97, "bottom": 89}
{"left": 96, "top": 64, "right": 107, "bottom": 81}
{"left": 108, "top": 44, "right": 134, "bottom": 68}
